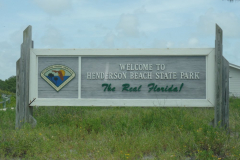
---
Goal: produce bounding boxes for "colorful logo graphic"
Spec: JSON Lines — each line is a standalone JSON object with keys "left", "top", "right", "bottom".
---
{"left": 40, "top": 65, "right": 75, "bottom": 92}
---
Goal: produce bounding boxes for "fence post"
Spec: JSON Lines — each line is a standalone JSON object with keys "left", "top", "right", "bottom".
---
{"left": 222, "top": 57, "right": 229, "bottom": 129}
{"left": 3, "top": 98, "right": 6, "bottom": 109}
{"left": 8, "top": 95, "right": 11, "bottom": 104}
{"left": 15, "top": 25, "right": 37, "bottom": 129}
{"left": 214, "top": 24, "right": 229, "bottom": 129}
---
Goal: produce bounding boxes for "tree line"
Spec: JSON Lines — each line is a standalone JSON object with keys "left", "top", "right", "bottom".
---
{"left": 0, "top": 76, "right": 16, "bottom": 93}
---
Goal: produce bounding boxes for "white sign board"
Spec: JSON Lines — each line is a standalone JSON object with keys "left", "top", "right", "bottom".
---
{"left": 29, "top": 48, "right": 215, "bottom": 107}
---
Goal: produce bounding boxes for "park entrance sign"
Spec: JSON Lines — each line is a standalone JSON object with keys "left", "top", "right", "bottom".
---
{"left": 16, "top": 25, "right": 229, "bottom": 130}
{"left": 34, "top": 49, "right": 213, "bottom": 107}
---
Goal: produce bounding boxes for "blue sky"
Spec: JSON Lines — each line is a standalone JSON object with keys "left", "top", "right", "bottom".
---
{"left": 0, "top": 0, "right": 240, "bottom": 80}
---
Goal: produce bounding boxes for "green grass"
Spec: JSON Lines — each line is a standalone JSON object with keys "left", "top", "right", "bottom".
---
{"left": 0, "top": 96, "right": 240, "bottom": 159}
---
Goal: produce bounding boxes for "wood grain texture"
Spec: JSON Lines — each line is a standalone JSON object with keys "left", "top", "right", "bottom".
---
{"left": 214, "top": 24, "right": 229, "bottom": 129}
{"left": 32, "top": 48, "right": 214, "bottom": 56}
{"left": 31, "top": 98, "right": 214, "bottom": 107}
{"left": 222, "top": 57, "right": 226, "bottom": 127}
{"left": 206, "top": 49, "right": 216, "bottom": 106}
{"left": 81, "top": 56, "right": 206, "bottom": 99}
{"left": 15, "top": 26, "right": 36, "bottom": 129}
{"left": 29, "top": 49, "right": 38, "bottom": 102}
{"left": 214, "top": 24, "right": 223, "bottom": 127}
{"left": 15, "top": 59, "right": 22, "bottom": 128}
{"left": 223, "top": 57, "right": 229, "bottom": 129}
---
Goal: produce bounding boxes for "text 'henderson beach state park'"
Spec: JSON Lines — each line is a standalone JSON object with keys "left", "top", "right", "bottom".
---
{"left": 85, "top": 63, "right": 201, "bottom": 93}
{"left": 86, "top": 63, "right": 201, "bottom": 80}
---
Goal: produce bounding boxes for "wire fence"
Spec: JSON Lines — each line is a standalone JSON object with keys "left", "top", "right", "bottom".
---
{"left": 0, "top": 94, "right": 11, "bottom": 109}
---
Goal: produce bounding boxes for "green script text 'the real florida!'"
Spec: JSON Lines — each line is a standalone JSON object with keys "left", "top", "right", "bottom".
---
{"left": 101, "top": 83, "right": 184, "bottom": 92}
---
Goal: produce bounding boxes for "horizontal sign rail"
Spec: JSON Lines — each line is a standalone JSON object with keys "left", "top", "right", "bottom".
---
{"left": 32, "top": 48, "right": 214, "bottom": 56}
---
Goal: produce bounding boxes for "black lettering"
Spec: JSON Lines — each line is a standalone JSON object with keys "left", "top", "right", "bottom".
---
{"left": 102, "top": 83, "right": 115, "bottom": 92}
{"left": 173, "top": 87, "right": 178, "bottom": 92}
{"left": 129, "top": 87, "right": 133, "bottom": 92}
{"left": 133, "top": 87, "right": 138, "bottom": 92}
{"left": 148, "top": 83, "right": 155, "bottom": 92}
{"left": 179, "top": 83, "right": 184, "bottom": 92}
{"left": 161, "top": 87, "right": 165, "bottom": 92}
{"left": 112, "top": 87, "right": 115, "bottom": 92}
{"left": 122, "top": 83, "right": 130, "bottom": 91}
{"left": 168, "top": 85, "right": 173, "bottom": 92}
{"left": 165, "top": 86, "right": 168, "bottom": 92}
{"left": 108, "top": 84, "right": 112, "bottom": 91}
{"left": 102, "top": 83, "right": 108, "bottom": 92}
{"left": 138, "top": 85, "right": 142, "bottom": 91}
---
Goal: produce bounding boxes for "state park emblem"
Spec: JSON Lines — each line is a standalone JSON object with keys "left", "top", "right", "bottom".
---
{"left": 40, "top": 65, "right": 75, "bottom": 92}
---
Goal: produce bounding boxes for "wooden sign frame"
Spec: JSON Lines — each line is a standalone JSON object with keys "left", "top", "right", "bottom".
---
{"left": 16, "top": 25, "right": 229, "bottom": 130}
{"left": 29, "top": 48, "right": 215, "bottom": 107}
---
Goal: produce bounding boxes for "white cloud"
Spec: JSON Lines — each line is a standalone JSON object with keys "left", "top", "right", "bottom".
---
{"left": 101, "top": 8, "right": 148, "bottom": 48}
{"left": 33, "top": 0, "right": 73, "bottom": 15}
{"left": 188, "top": 38, "right": 199, "bottom": 46}
{"left": 95, "top": 24, "right": 109, "bottom": 31}
{"left": 103, "top": 32, "right": 116, "bottom": 48}
{"left": 144, "top": 0, "right": 210, "bottom": 13}
{"left": 117, "top": 14, "right": 140, "bottom": 37}
{"left": 197, "top": 9, "right": 240, "bottom": 37}
{"left": 152, "top": 39, "right": 174, "bottom": 48}
{"left": 41, "top": 26, "right": 64, "bottom": 48}
{"left": 134, "top": 6, "right": 146, "bottom": 14}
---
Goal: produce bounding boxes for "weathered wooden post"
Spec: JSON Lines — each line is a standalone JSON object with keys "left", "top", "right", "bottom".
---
{"left": 8, "top": 95, "right": 11, "bottom": 104}
{"left": 222, "top": 57, "right": 229, "bottom": 129}
{"left": 15, "top": 25, "right": 37, "bottom": 129}
{"left": 3, "top": 98, "right": 6, "bottom": 108}
{"left": 214, "top": 24, "right": 229, "bottom": 129}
